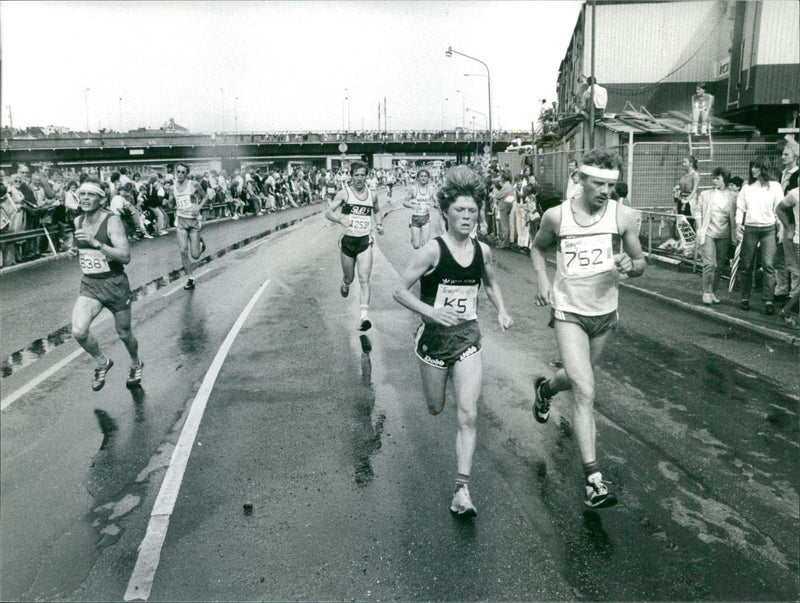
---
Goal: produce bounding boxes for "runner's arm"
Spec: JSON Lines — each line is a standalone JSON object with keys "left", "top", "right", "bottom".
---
{"left": 324, "top": 191, "right": 347, "bottom": 225}
{"left": 530, "top": 208, "right": 559, "bottom": 306}
{"left": 479, "top": 242, "right": 513, "bottom": 331}
{"left": 393, "top": 242, "right": 459, "bottom": 327}
{"left": 615, "top": 205, "right": 646, "bottom": 277}
{"left": 373, "top": 198, "right": 384, "bottom": 234}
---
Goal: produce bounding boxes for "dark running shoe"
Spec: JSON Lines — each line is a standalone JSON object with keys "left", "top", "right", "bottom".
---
{"left": 533, "top": 376, "right": 552, "bottom": 424}
{"left": 126, "top": 360, "right": 144, "bottom": 389}
{"left": 739, "top": 299, "right": 750, "bottom": 311}
{"left": 184, "top": 278, "right": 195, "bottom": 290}
{"left": 92, "top": 358, "right": 114, "bottom": 392}
{"left": 340, "top": 282, "right": 350, "bottom": 298}
{"left": 764, "top": 302, "right": 775, "bottom": 316}
{"left": 584, "top": 472, "right": 618, "bottom": 509}
{"left": 359, "top": 318, "right": 372, "bottom": 332}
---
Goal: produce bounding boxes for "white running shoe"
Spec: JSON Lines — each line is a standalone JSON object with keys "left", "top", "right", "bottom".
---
{"left": 584, "top": 472, "right": 618, "bottom": 509}
{"left": 450, "top": 485, "right": 477, "bottom": 517}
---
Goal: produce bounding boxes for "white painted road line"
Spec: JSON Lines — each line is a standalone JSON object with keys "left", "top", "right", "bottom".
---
{"left": 1, "top": 347, "right": 85, "bottom": 411}
{"left": 124, "top": 279, "right": 271, "bottom": 602}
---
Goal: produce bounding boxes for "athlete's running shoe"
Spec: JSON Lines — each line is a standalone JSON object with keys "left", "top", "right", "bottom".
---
{"left": 584, "top": 472, "right": 618, "bottom": 509}
{"left": 359, "top": 318, "right": 372, "bottom": 332}
{"left": 340, "top": 282, "right": 350, "bottom": 298}
{"left": 92, "top": 358, "right": 114, "bottom": 392}
{"left": 533, "top": 376, "right": 552, "bottom": 424}
{"left": 184, "top": 278, "right": 195, "bottom": 290}
{"left": 450, "top": 485, "right": 477, "bottom": 517}
{"left": 126, "top": 360, "right": 144, "bottom": 389}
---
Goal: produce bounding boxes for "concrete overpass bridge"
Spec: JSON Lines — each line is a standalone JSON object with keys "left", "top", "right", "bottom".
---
{"left": 1, "top": 130, "right": 528, "bottom": 170}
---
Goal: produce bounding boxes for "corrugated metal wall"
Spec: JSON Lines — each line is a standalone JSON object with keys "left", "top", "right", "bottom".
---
{"left": 756, "top": 0, "right": 800, "bottom": 65}
{"left": 583, "top": 1, "right": 729, "bottom": 84}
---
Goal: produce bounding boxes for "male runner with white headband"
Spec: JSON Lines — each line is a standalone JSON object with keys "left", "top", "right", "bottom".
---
{"left": 530, "top": 149, "right": 645, "bottom": 509}
{"left": 71, "top": 180, "right": 143, "bottom": 391}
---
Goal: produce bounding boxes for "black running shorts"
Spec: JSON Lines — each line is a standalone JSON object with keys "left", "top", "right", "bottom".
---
{"left": 414, "top": 320, "right": 482, "bottom": 369}
{"left": 409, "top": 214, "right": 431, "bottom": 228}
{"left": 79, "top": 273, "right": 133, "bottom": 313}
{"left": 340, "top": 234, "right": 371, "bottom": 259}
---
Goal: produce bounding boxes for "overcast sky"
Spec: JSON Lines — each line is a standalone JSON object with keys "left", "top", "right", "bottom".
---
{"left": 1, "top": 1, "right": 583, "bottom": 133}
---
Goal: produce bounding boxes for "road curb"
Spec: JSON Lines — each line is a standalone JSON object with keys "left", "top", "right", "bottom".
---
{"left": 620, "top": 281, "right": 800, "bottom": 348}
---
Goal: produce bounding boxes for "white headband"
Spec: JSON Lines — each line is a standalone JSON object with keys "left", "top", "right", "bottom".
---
{"left": 579, "top": 164, "right": 620, "bottom": 182}
{"left": 77, "top": 183, "right": 106, "bottom": 198}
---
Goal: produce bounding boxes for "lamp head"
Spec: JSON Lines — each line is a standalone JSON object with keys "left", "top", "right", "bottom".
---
{"left": 445, "top": 46, "right": 453, "bottom": 58}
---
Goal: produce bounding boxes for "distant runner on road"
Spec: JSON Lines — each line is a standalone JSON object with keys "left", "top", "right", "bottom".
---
{"left": 169, "top": 162, "right": 207, "bottom": 290}
{"left": 530, "top": 149, "right": 645, "bottom": 509}
{"left": 394, "top": 165, "right": 513, "bottom": 517}
{"left": 325, "top": 161, "right": 384, "bottom": 331}
{"left": 402, "top": 167, "right": 438, "bottom": 250}
{"left": 71, "top": 180, "right": 143, "bottom": 391}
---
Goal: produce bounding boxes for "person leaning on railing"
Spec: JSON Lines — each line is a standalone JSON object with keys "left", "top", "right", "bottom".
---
{"left": 695, "top": 167, "right": 737, "bottom": 305}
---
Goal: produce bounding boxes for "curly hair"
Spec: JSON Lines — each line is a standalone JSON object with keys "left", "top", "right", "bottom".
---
{"left": 437, "top": 165, "right": 485, "bottom": 214}
{"left": 580, "top": 148, "right": 623, "bottom": 172}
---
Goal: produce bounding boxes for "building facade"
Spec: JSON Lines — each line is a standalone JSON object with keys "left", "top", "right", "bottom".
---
{"left": 556, "top": 0, "right": 799, "bottom": 133}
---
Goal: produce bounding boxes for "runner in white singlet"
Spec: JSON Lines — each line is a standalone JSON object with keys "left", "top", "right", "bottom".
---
{"left": 530, "top": 149, "right": 645, "bottom": 509}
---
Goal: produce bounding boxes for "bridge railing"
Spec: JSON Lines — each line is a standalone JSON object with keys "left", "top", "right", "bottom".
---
{"left": 2, "top": 129, "right": 529, "bottom": 150}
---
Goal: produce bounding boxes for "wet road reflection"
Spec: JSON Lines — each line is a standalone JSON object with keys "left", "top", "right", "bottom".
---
{"left": 351, "top": 334, "right": 385, "bottom": 487}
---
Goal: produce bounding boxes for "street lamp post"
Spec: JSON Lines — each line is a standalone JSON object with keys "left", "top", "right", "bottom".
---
{"left": 441, "top": 97, "right": 448, "bottom": 130}
{"left": 84, "top": 88, "right": 91, "bottom": 133}
{"left": 446, "top": 46, "right": 492, "bottom": 153}
{"left": 220, "top": 88, "right": 225, "bottom": 132}
{"left": 466, "top": 107, "right": 487, "bottom": 130}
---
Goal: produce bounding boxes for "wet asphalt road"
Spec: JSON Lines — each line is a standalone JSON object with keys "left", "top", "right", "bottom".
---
{"left": 0, "top": 189, "right": 797, "bottom": 601}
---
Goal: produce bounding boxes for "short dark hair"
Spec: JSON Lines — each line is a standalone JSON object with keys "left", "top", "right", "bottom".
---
{"left": 350, "top": 161, "right": 369, "bottom": 175}
{"left": 729, "top": 176, "right": 744, "bottom": 189}
{"left": 686, "top": 155, "right": 699, "bottom": 170}
{"left": 175, "top": 161, "right": 189, "bottom": 173}
{"left": 711, "top": 166, "right": 730, "bottom": 184}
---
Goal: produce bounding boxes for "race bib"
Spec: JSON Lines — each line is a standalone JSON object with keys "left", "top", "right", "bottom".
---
{"left": 175, "top": 195, "right": 193, "bottom": 210}
{"left": 349, "top": 215, "right": 371, "bottom": 235}
{"left": 79, "top": 248, "right": 111, "bottom": 275}
{"left": 434, "top": 284, "right": 478, "bottom": 321}
{"left": 560, "top": 233, "right": 614, "bottom": 277}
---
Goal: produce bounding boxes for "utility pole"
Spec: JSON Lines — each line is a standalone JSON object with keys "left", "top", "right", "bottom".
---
{"left": 589, "top": 0, "right": 596, "bottom": 148}
{"left": 378, "top": 102, "right": 381, "bottom": 131}
{"left": 7, "top": 105, "right": 13, "bottom": 132}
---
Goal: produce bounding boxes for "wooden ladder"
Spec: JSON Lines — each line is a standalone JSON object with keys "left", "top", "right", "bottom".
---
{"left": 688, "top": 126, "right": 714, "bottom": 193}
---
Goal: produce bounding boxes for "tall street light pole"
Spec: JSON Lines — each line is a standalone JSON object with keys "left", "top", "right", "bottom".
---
{"left": 220, "top": 88, "right": 225, "bottom": 132}
{"left": 84, "top": 88, "right": 91, "bottom": 133}
{"left": 466, "top": 107, "right": 487, "bottom": 130}
{"left": 446, "top": 46, "right": 492, "bottom": 154}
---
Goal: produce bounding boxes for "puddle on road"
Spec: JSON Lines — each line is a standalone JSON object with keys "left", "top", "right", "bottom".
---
{"left": 1, "top": 216, "right": 313, "bottom": 379}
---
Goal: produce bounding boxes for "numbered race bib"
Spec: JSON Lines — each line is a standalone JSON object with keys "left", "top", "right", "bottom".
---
{"left": 434, "top": 284, "right": 478, "bottom": 321}
{"left": 560, "top": 233, "right": 614, "bottom": 277}
{"left": 79, "top": 249, "right": 111, "bottom": 275}
{"left": 175, "top": 195, "right": 193, "bottom": 211}
{"left": 349, "top": 215, "right": 372, "bottom": 236}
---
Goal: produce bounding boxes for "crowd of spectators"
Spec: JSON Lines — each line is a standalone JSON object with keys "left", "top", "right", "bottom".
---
{"left": 0, "top": 161, "right": 416, "bottom": 268}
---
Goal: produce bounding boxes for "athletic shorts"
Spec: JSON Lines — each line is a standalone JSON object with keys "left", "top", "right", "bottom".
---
{"left": 79, "top": 273, "right": 133, "bottom": 313}
{"left": 176, "top": 216, "right": 202, "bottom": 231}
{"left": 409, "top": 214, "right": 431, "bottom": 228}
{"left": 549, "top": 309, "right": 618, "bottom": 339}
{"left": 340, "top": 234, "right": 372, "bottom": 259}
{"left": 414, "top": 320, "right": 482, "bottom": 369}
